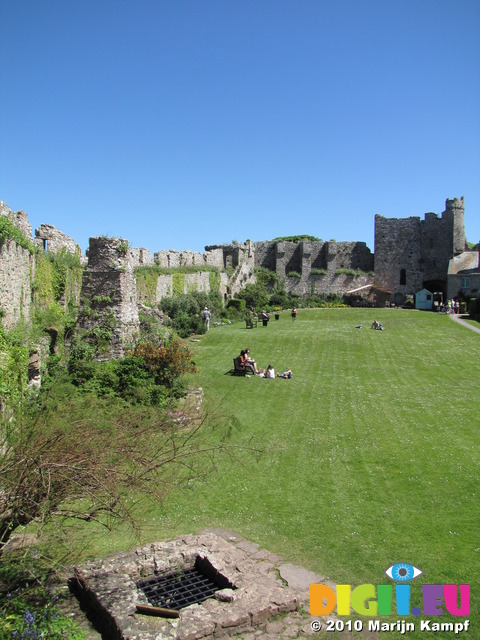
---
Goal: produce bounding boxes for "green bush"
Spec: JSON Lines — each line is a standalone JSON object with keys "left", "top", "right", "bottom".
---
{"left": 236, "top": 283, "right": 269, "bottom": 311}
{"left": 159, "top": 291, "right": 223, "bottom": 337}
{"left": 469, "top": 297, "right": 480, "bottom": 320}
{"left": 286, "top": 271, "right": 302, "bottom": 279}
{"left": 227, "top": 298, "right": 246, "bottom": 312}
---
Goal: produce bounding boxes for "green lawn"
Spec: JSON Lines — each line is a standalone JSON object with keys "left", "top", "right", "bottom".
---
{"left": 49, "top": 309, "right": 480, "bottom": 637}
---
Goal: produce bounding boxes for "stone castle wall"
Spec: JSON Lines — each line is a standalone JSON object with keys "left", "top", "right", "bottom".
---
{"left": 256, "top": 239, "right": 374, "bottom": 296}
{"left": 0, "top": 240, "right": 35, "bottom": 329}
{"left": 374, "top": 197, "right": 466, "bottom": 299}
{"left": 78, "top": 238, "right": 139, "bottom": 359}
{"left": 0, "top": 200, "right": 32, "bottom": 238}
{"left": 0, "top": 196, "right": 472, "bottom": 333}
{"left": 0, "top": 202, "right": 35, "bottom": 328}
{"left": 34, "top": 223, "right": 83, "bottom": 257}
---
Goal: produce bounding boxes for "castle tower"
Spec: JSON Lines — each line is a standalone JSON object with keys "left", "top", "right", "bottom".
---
{"left": 78, "top": 237, "right": 139, "bottom": 359}
{"left": 444, "top": 197, "right": 465, "bottom": 256}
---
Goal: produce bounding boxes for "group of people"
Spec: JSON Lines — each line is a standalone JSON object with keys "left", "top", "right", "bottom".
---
{"left": 237, "top": 349, "right": 292, "bottom": 379}
{"left": 371, "top": 319, "right": 384, "bottom": 330}
{"left": 436, "top": 300, "right": 460, "bottom": 314}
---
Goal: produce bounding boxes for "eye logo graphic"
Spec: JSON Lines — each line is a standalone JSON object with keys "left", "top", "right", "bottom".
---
{"left": 385, "top": 563, "right": 422, "bottom": 582}
{"left": 309, "top": 562, "right": 470, "bottom": 617}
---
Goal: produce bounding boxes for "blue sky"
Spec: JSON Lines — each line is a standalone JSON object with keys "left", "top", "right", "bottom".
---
{"left": 1, "top": 0, "right": 479, "bottom": 255}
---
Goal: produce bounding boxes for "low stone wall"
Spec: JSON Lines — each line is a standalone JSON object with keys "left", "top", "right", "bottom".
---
{"left": 72, "top": 530, "right": 326, "bottom": 640}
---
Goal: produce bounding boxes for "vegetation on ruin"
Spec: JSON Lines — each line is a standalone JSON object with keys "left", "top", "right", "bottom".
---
{"left": 310, "top": 267, "right": 328, "bottom": 275}
{"left": 0, "top": 216, "right": 37, "bottom": 254}
{"left": 33, "top": 249, "right": 84, "bottom": 310}
{"left": 272, "top": 234, "right": 322, "bottom": 242}
{"left": 335, "top": 267, "right": 375, "bottom": 277}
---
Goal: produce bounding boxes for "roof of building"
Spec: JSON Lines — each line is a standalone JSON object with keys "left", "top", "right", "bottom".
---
{"left": 448, "top": 251, "right": 480, "bottom": 275}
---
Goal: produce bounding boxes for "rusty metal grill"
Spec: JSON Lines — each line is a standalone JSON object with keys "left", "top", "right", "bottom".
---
{"left": 137, "top": 558, "right": 230, "bottom": 610}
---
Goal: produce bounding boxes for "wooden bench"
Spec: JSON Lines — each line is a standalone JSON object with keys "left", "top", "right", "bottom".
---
{"left": 245, "top": 317, "right": 258, "bottom": 329}
{"left": 233, "top": 357, "right": 247, "bottom": 376}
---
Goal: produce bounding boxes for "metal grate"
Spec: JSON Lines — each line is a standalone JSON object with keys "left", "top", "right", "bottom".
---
{"left": 137, "top": 560, "right": 229, "bottom": 610}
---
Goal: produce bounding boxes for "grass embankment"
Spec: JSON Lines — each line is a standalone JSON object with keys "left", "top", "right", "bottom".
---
{"left": 42, "top": 308, "right": 480, "bottom": 638}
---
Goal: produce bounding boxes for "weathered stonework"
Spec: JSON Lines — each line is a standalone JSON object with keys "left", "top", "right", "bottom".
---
{"left": 0, "top": 202, "right": 35, "bottom": 328}
{"left": 256, "top": 239, "right": 374, "bottom": 296}
{"left": 0, "top": 239, "right": 35, "bottom": 328}
{"left": 78, "top": 238, "right": 139, "bottom": 359}
{"left": 0, "top": 200, "right": 32, "bottom": 238}
{"left": 374, "top": 197, "right": 466, "bottom": 302}
{"left": 0, "top": 196, "right": 473, "bottom": 330}
{"left": 72, "top": 530, "right": 328, "bottom": 640}
{"left": 129, "top": 248, "right": 155, "bottom": 268}
{"left": 34, "top": 223, "right": 84, "bottom": 259}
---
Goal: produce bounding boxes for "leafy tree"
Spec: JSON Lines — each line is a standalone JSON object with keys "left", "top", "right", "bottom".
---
{"left": 235, "top": 283, "right": 269, "bottom": 311}
{"left": 159, "top": 291, "right": 223, "bottom": 337}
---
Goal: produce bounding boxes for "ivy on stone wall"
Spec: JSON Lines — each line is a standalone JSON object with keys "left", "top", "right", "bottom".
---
{"left": 172, "top": 272, "right": 185, "bottom": 296}
{"left": 209, "top": 270, "right": 221, "bottom": 293}
{"left": 33, "top": 250, "right": 84, "bottom": 308}
{"left": 134, "top": 267, "right": 160, "bottom": 304}
{"left": 33, "top": 253, "right": 56, "bottom": 305}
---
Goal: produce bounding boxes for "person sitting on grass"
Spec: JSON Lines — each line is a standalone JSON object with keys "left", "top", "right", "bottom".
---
{"left": 264, "top": 364, "right": 275, "bottom": 379}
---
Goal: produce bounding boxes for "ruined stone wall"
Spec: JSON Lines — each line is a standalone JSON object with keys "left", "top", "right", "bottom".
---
{"left": 0, "top": 240, "right": 35, "bottom": 328}
{"left": 205, "top": 248, "right": 224, "bottom": 268}
{"left": 254, "top": 241, "right": 277, "bottom": 271}
{"left": 34, "top": 223, "right": 83, "bottom": 258}
{"left": 0, "top": 202, "right": 35, "bottom": 328}
{"left": 154, "top": 249, "right": 206, "bottom": 268}
{"left": 78, "top": 237, "right": 139, "bottom": 359}
{"left": 255, "top": 239, "right": 374, "bottom": 296}
{"left": 156, "top": 274, "right": 173, "bottom": 301}
{"left": 128, "top": 247, "right": 155, "bottom": 268}
{"left": 0, "top": 201, "right": 32, "bottom": 238}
